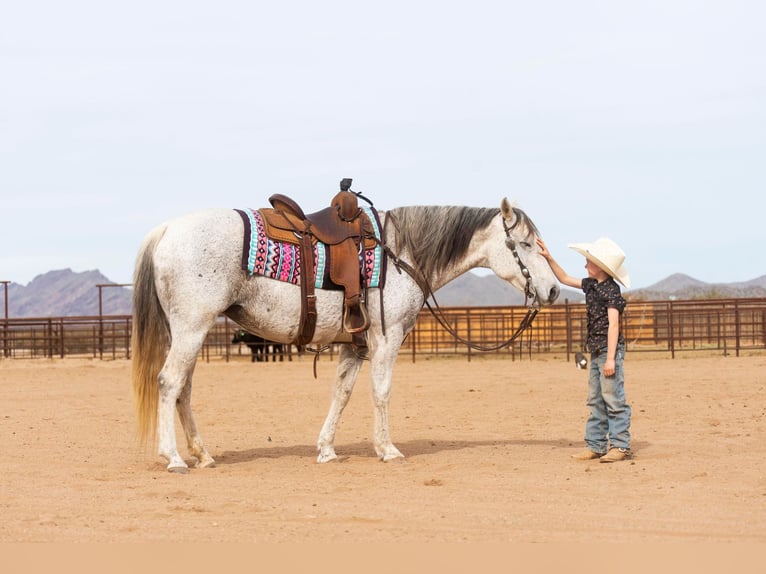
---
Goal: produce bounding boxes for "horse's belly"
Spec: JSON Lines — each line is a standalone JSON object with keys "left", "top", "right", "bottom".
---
{"left": 230, "top": 277, "right": 348, "bottom": 344}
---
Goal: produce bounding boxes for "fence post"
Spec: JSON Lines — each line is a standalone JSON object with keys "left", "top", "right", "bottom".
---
{"left": 1, "top": 280, "right": 8, "bottom": 358}
{"left": 125, "top": 317, "right": 131, "bottom": 360}
{"left": 668, "top": 301, "right": 675, "bottom": 359}
{"left": 565, "top": 300, "right": 571, "bottom": 363}
{"left": 46, "top": 319, "right": 52, "bottom": 358}
{"left": 735, "top": 300, "right": 741, "bottom": 357}
{"left": 224, "top": 316, "right": 230, "bottom": 363}
{"left": 466, "top": 309, "right": 472, "bottom": 363}
{"left": 762, "top": 309, "right": 766, "bottom": 350}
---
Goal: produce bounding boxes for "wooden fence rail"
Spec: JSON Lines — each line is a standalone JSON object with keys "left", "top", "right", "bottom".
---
{"left": 2, "top": 298, "right": 765, "bottom": 361}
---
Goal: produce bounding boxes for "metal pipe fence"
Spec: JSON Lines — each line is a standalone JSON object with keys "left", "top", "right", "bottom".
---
{"left": 404, "top": 298, "right": 766, "bottom": 361}
{"left": 2, "top": 298, "right": 765, "bottom": 361}
{"left": 1, "top": 315, "right": 133, "bottom": 360}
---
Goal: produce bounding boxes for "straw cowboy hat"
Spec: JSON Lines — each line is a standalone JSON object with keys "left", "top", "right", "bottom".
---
{"left": 568, "top": 237, "right": 631, "bottom": 289}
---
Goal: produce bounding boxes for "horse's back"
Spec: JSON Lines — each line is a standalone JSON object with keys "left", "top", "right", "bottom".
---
{"left": 153, "top": 208, "right": 243, "bottom": 261}
{"left": 151, "top": 208, "right": 247, "bottom": 316}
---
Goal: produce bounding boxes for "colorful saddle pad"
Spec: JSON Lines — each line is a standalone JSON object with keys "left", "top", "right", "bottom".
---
{"left": 235, "top": 207, "right": 385, "bottom": 290}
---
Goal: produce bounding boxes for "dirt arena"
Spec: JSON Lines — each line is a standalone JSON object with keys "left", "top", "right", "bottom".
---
{"left": 1, "top": 352, "right": 765, "bottom": 543}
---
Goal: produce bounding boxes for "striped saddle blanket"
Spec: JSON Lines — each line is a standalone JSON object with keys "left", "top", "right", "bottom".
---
{"left": 235, "top": 207, "right": 385, "bottom": 291}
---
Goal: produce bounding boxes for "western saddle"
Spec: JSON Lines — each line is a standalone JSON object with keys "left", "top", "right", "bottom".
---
{"left": 259, "top": 179, "right": 377, "bottom": 349}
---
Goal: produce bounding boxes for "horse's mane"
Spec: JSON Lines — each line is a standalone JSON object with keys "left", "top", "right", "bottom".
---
{"left": 386, "top": 205, "right": 539, "bottom": 282}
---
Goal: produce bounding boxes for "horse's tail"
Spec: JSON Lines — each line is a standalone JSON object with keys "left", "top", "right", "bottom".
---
{"left": 131, "top": 225, "right": 169, "bottom": 448}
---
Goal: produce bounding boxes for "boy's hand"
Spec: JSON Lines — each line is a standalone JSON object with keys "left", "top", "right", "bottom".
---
{"left": 604, "top": 358, "right": 616, "bottom": 377}
{"left": 536, "top": 238, "right": 551, "bottom": 260}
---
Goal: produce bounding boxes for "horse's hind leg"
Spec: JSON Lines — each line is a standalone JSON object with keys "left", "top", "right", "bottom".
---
{"left": 317, "top": 345, "right": 363, "bottom": 463}
{"left": 157, "top": 357, "right": 192, "bottom": 472}
{"left": 176, "top": 363, "right": 216, "bottom": 469}
{"left": 157, "top": 334, "right": 211, "bottom": 473}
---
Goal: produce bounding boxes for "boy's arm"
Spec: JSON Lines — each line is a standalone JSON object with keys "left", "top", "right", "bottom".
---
{"left": 536, "top": 238, "right": 582, "bottom": 289}
{"left": 604, "top": 307, "right": 620, "bottom": 376}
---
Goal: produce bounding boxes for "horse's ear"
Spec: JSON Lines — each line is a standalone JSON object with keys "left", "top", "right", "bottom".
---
{"left": 500, "top": 197, "right": 514, "bottom": 219}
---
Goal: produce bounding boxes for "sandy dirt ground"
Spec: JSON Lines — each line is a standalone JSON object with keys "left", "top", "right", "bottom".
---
{"left": 1, "top": 352, "right": 765, "bottom": 543}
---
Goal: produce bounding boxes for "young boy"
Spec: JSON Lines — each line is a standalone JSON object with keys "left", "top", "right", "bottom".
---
{"left": 536, "top": 237, "right": 632, "bottom": 463}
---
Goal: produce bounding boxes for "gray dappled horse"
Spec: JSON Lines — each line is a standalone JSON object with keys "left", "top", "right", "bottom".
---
{"left": 132, "top": 198, "right": 560, "bottom": 473}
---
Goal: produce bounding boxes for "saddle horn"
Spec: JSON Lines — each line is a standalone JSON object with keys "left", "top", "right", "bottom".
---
{"left": 339, "top": 177, "right": 374, "bottom": 207}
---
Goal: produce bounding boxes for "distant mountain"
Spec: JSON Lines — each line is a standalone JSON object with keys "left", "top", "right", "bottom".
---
{"left": 4, "top": 269, "right": 765, "bottom": 318}
{"left": 628, "top": 273, "right": 766, "bottom": 301}
{"left": 6, "top": 269, "right": 132, "bottom": 317}
{"left": 433, "top": 272, "right": 585, "bottom": 306}
{"left": 645, "top": 273, "right": 708, "bottom": 293}
{"left": 741, "top": 275, "right": 766, "bottom": 289}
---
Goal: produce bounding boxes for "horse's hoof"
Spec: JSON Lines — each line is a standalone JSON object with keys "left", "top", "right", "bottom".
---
{"left": 316, "top": 452, "right": 338, "bottom": 464}
{"left": 195, "top": 459, "right": 216, "bottom": 469}
{"left": 321, "top": 456, "right": 349, "bottom": 464}
{"left": 383, "top": 456, "right": 406, "bottom": 464}
{"left": 380, "top": 449, "right": 406, "bottom": 463}
{"left": 378, "top": 445, "right": 405, "bottom": 462}
{"left": 167, "top": 465, "right": 190, "bottom": 474}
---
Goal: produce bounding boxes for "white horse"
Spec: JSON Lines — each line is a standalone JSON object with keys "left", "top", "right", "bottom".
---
{"left": 132, "top": 197, "right": 560, "bottom": 473}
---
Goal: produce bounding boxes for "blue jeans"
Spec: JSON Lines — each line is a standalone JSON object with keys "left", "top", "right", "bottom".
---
{"left": 584, "top": 344, "right": 631, "bottom": 452}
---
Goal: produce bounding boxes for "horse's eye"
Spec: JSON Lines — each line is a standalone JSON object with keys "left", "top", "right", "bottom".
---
{"left": 520, "top": 241, "right": 532, "bottom": 249}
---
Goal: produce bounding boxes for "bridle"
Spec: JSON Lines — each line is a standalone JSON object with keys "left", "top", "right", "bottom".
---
{"left": 383, "top": 210, "right": 540, "bottom": 352}
{"left": 502, "top": 216, "right": 537, "bottom": 304}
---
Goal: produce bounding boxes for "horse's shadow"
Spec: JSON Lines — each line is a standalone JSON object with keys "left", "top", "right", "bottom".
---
{"left": 214, "top": 437, "right": 582, "bottom": 466}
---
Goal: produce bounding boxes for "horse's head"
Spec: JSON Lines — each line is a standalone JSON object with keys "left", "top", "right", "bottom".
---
{"left": 485, "top": 198, "right": 560, "bottom": 307}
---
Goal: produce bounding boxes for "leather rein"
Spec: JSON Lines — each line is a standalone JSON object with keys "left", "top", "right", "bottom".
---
{"left": 382, "top": 211, "right": 540, "bottom": 352}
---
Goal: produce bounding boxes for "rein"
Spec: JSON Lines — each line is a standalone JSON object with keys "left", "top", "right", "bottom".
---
{"left": 382, "top": 211, "right": 540, "bottom": 352}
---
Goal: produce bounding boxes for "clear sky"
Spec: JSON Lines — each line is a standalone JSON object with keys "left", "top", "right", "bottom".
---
{"left": 2, "top": 1, "right": 764, "bottom": 290}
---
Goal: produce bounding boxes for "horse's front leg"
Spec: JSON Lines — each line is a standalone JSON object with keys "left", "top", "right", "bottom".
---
{"left": 316, "top": 345, "right": 363, "bottom": 463}
{"left": 370, "top": 350, "right": 405, "bottom": 462}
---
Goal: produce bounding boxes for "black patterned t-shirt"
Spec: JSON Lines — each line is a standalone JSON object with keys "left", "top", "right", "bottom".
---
{"left": 582, "top": 277, "right": 626, "bottom": 352}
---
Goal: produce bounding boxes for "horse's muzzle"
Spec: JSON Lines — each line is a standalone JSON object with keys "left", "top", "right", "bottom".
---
{"left": 529, "top": 284, "right": 559, "bottom": 308}
{"left": 548, "top": 285, "right": 560, "bottom": 304}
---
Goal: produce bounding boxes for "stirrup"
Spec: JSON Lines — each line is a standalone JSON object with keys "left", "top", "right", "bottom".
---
{"left": 343, "top": 303, "right": 369, "bottom": 334}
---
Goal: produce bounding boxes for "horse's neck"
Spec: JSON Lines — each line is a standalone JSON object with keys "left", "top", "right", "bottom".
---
{"left": 381, "top": 209, "right": 487, "bottom": 292}
{"left": 395, "top": 245, "right": 485, "bottom": 293}
{"left": 421, "top": 232, "right": 488, "bottom": 291}
{"left": 430, "top": 259, "right": 485, "bottom": 291}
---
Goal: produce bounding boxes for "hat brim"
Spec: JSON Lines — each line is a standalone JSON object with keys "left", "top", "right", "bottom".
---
{"left": 569, "top": 243, "right": 631, "bottom": 289}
